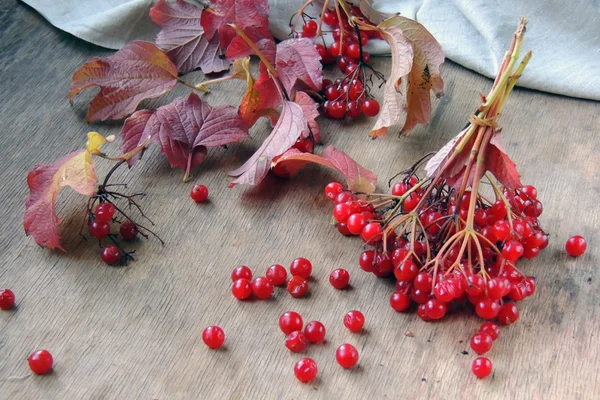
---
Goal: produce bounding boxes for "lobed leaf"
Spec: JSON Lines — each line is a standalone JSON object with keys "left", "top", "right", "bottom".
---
{"left": 275, "top": 38, "right": 323, "bottom": 96}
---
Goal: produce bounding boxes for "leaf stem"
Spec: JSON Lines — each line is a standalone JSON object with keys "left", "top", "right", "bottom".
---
{"left": 229, "top": 24, "right": 278, "bottom": 79}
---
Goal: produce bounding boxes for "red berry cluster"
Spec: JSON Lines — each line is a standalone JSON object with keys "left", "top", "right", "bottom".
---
{"left": 231, "top": 258, "right": 312, "bottom": 301}
{"left": 88, "top": 201, "right": 139, "bottom": 266}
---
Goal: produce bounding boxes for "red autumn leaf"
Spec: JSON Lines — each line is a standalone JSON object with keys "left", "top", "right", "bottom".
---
{"left": 228, "top": 100, "right": 307, "bottom": 186}
{"left": 272, "top": 146, "right": 378, "bottom": 193}
{"left": 274, "top": 38, "right": 323, "bottom": 96}
{"left": 235, "top": 57, "right": 279, "bottom": 128}
{"left": 121, "top": 93, "right": 249, "bottom": 181}
{"left": 424, "top": 128, "right": 469, "bottom": 179}
{"left": 486, "top": 133, "right": 522, "bottom": 189}
{"left": 294, "top": 91, "right": 321, "bottom": 143}
{"left": 200, "top": 0, "right": 272, "bottom": 54}
{"left": 68, "top": 41, "right": 178, "bottom": 122}
{"left": 150, "top": 0, "right": 230, "bottom": 75}
{"left": 24, "top": 150, "right": 97, "bottom": 250}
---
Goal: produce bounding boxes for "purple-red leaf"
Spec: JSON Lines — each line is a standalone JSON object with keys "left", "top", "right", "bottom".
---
{"left": 275, "top": 38, "right": 323, "bottom": 95}
{"left": 150, "top": 0, "right": 230, "bottom": 75}
{"left": 24, "top": 150, "right": 97, "bottom": 250}
{"left": 294, "top": 91, "right": 321, "bottom": 143}
{"left": 272, "top": 146, "right": 377, "bottom": 193}
{"left": 68, "top": 41, "right": 178, "bottom": 122}
{"left": 486, "top": 134, "right": 522, "bottom": 189}
{"left": 228, "top": 100, "right": 307, "bottom": 186}
{"left": 121, "top": 93, "right": 249, "bottom": 181}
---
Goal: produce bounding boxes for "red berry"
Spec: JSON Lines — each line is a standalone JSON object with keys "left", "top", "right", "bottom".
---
{"left": 337, "top": 222, "right": 352, "bottom": 236}
{"left": 361, "top": 98, "right": 380, "bottom": 117}
{"left": 27, "top": 350, "right": 53, "bottom": 375}
{"left": 361, "top": 222, "right": 382, "bottom": 243}
{"left": 304, "top": 321, "right": 326, "bottom": 343}
{"left": 94, "top": 202, "right": 115, "bottom": 222}
{"left": 333, "top": 203, "right": 352, "bottom": 223}
{"left": 302, "top": 20, "right": 318, "bottom": 37}
{"left": 315, "top": 44, "right": 328, "bottom": 60}
{"left": 336, "top": 344, "right": 359, "bottom": 368}
{"left": 346, "top": 43, "right": 361, "bottom": 60}
{"left": 280, "top": 311, "right": 303, "bottom": 335}
{"left": 322, "top": 10, "right": 337, "bottom": 26}
{"left": 502, "top": 240, "right": 524, "bottom": 262}
{"left": 119, "top": 220, "right": 138, "bottom": 241}
{"left": 348, "top": 80, "right": 364, "bottom": 100}
{"left": 486, "top": 277, "right": 505, "bottom": 300}
{"left": 325, "top": 182, "right": 344, "bottom": 201}
{"left": 0, "top": 289, "right": 15, "bottom": 310}
{"left": 290, "top": 258, "right": 312, "bottom": 278}
{"left": 231, "top": 266, "right": 252, "bottom": 282}
{"left": 344, "top": 310, "right": 365, "bottom": 332}
{"left": 417, "top": 303, "right": 431, "bottom": 321}
{"left": 492, "top": 220, "right": 510, "bottom": 242}
{"left": 328, "top": 100, "right": 346, "bottom": 119}
{"left": 519, "top": 185, "right": 538, "bottom": 200}
{"left": 434, "top": 281, "right": 456, "bottom": 303}
{"left": 359, "top": 250, "right": 376, "bottom": 272}
{"left": 390, "top": 291, "right": 411, "bottom": 312}
{"left": 466, "top": 274, "right": 485, "bottom": 296}
{"left": 190, "top": 184, "right": 208, "bottom": 202}
{"left": 89, "top": 220, "right": 110, "bottom": 239}
{"left": 347, "top": 213, "right": 367, "bottom": 235}
{"left": 252, "top": 277, "right": 273, "bottom": 299}
{"left": 100, "top": 245, "right": 121, "bottom": 265}
{"left": 414, "top": 272, "right": 433, "bottom": 292}
{"left": 497, "top": 302, "right": 519, "bottom": 325}
{"left": 325, "top": 85, "right": 341, "bottom": 101}
{"left": 425, "top": 298, "right": 448, "bottom": 320}
{"left": 287, "top": 276, "right": 309, "bottom": 298}
{"left": 565, "top": 235, "right": 587, "bottom": 257}
{"left": 232, "top": 278, "right": 252, "bottom": 300}
{"left": 329, "top": 268, "right": 350, "bottom": 289}
{"left": 403, "top": 193, "right": 421, "bottom": 212}
{"left": 472, "top": 357, "right": 492, "bottom": 379}
{"left": 479, "top": 322, "right": 500, "bottom": 340}
{"left": 346, "top": 100, "right": 362, "bottom": 118}
{"left": 202, "top": 326, "right": 225, "bottom": 349}
{"left": 475, "top": 298, "right": 501, "bottom": 320}
{"left": 335, "top": 191, "right": 354, "bottom": 204}
{"left": 294, "top": 358, "right": 318, "bottom": 382}
{"left": 285, "top": 331, "right": 308, "bottom": 352}
{"left": 266, "top": 264, "right": 287, "bottom": 286}
{"left": 394, "top": 259, "right": 419, "bottom": 282}
{"left": 470, "top": 332, "right": 493, "bottom": 355}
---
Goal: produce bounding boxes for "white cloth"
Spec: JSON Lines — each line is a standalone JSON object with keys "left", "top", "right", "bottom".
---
{"left": 20, "top": 0, "right": 600, "bottom": 100}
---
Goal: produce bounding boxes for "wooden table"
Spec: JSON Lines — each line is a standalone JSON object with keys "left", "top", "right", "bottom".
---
{"left": 1, "top": 2, "right": 599, "bottom": 399}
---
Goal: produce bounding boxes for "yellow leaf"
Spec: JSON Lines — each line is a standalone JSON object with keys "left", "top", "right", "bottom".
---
{"left": 86, "top": 131, "right": 106, "bottom": 155}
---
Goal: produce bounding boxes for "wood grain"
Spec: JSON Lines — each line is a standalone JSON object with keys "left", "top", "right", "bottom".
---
{"left": 1, "top": 2, "right": 599, "bottom": 399}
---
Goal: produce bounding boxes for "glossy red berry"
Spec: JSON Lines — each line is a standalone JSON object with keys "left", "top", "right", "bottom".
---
{"left": 89, "top": 220, "right": 110, "bottom": 239}
{"left": 322, "top": 10, "right": 337, "bottom": 25}
{"left": 492, "top": 220, "right": 511, "bottom": 242}
{"left": 202, "top": 326, "right": 225, "bottom": 349}
{"left": 329, "top": 268, "right": 350, "bottom": 289}
{"left": 231, "top": 265, "right": 252, "bottom": 282}
{"left": 119, "top": 220, "right": 138, "bottom": 241}
{"left": 100, "top": 245, "right": 121, "bottom": 265}
{"left": 190, "top": 184, "right": 208, "bottom": 202}
{"left": 346, "top": 43, "right": 361, "bottom": 60}
{"left": 287, "top": 276, "right": 309, "bottom": 298}
{"left": 390, "top": 291, "right": 411, "bottom": 312}
{"left": 290, "top": 258, "right": 312, "bottom": 278}
{"left": 94, "top": 202, "right": 115, "bottom": 222}
{"left": 502, "top": 240, "right": 524, "bottom": 262}
{"left": 425, "top": 298, "right": 448, "bottom": 320}
{"left": 359, "top": 250, "right": 376, "bottom": 272}
{"left": 361, "top": 98, "right": 380, "bottom": 117}
{"left": 252, "top": 277, "right": 273, "bottom": 299}
{"left": 497, "top": 302, "right": 520, "bottom": 325}
{"left": 302, "top": 20, "right": 318, "bottom": 37}
{"left": 336, "top": 344, "right": 359, "bottom": 369}
{"left": 0, "top": 289, "right": 15, "bottom": 310}
{"left": 232, "top": 278, "right": 252, "bottom": 300}
{"left": 285, "top": 331, "right": 308, "bottom": 353}
{"left": 565, "top": 235, "right": 587, "bottom": 257}
{"left": 470, "top": 332, "right": 494, "bottom": 355}
{"left": 519, "top": 185, "right": 538, "bottom": 200}
{"left": 328, "top": 100, "right": 346, "bottom": 119}
{"left": 264, "top": 264, "right": 287, "bottom": 286}
{"left": 361, "top": 223, "right": 382, "bottom": 243}
{"left": 475, "top": 298, "right": 501, "bottom": 320}
{"left": 344, "top": 310, "right": 365, "bottom": 332}
{"left": 294, "top": 358, "right": 318, "bottom": 382}
{"left": 28, "top": 350, "right": 53, "bottom": 375}
{"left": 304, "top": 321, "right": 326, "bottom": 343}
{"left": 472, "top": 357, "right": 492, "bottom": 379}
{"left": 325, "top": 182, "right": 344, "bottom": 201}
{"left": 414, "top": 272, "right": 433, "bottom": 292}
{"left": 394, "top": 259, "right": 419, "bottom": 282}
{"left": 479, "top": 322, "right": 500, "bottom": 340}
{"left": 280, "top": 311, "right": 303, "bottom": 335}
{"left": 347, "top": 213, "right": 367, "bottom": 235}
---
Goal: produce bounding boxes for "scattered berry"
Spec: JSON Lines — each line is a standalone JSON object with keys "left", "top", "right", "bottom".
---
{"left": 497, "top": 302, "right": 520, "bottom": 325}
{"left": 190, "top": 184, "right": 209, "bottom": 203}
{"left": 287, "top": 276, "right": 309, "bottom": 298}
{"left": 28, "top": 350, "right": 53, "bottom": 375}
{"left": 472, "top": 357, "right": 492, "bottom": 379}
{"left": 119, "top": 220, "right": 138, "bottom": 241}
{"left": 266, "top": 264, "right": 288, "bottom": 286}
{"left": 294, "top": 358, "right": 317, "bottom": 383}
{"left": 304, "top": 321, "right": 326, "bottom": 343}
{"left": 470, "top": 332, "right": 494, "bottom": 355}
{"left": 231, "top": 266, "right": 252, "bottom": 282}
{"left": 329, "top": 268, "right": 350, "bottom": 289}
{"left": 0, "top": 289, "right": 15, "bottom": 310}
{"left": 336, "top": 344, "right": 359, "bottom": 369}
{"left": 479, "top": 322, "right": 500, "bottom": 341}
{"left": 279, "top": 311, "right": 303, "bottom": 335}
{"left": 100, "top": 245, "right": 121, "bottom": 265}
{"left": 232, "top": 278, "right": 252, "bottom": 300}
{"left": 252, "top": 277, "right": 273, "bottom": 299}
{"left": 202, "top": 326, "right": 225, "bottom": 349}
{"left": 290, "top": 258, "right": 312, "bottom": 279}
{"left": 344, "top": 310, "right": 365, "bottom": 332}
{"left": 285, "top": 331, "right": 308, "bottom": 353}
{"left": 565, "top": 235, "right": 587, "bottom": 257}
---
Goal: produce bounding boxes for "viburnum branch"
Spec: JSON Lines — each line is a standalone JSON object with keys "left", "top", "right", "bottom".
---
{"left": 176, "top": 77, "right": 210, "bottom": 93}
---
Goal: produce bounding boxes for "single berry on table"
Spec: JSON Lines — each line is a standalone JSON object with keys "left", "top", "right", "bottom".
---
{"left": 472, "top": 357, "right": 493, "bottom": 379}
{"left": 294, "top": 358, "right": 318, "bottom": 383}
{"left": 266, "top": 264, "right": 288, "bottom": 286}
{"left": 329, "top": 268, "right": 350, "bottom": 289}
{"left": 565, "top": 235, "right": 587, "bottom": 257}
{"left": 290, "top": 258, "right": 312, "bottom": 279}
{"left": 479, "top": 322, "right": 500, "bottom": 341}
{"left": 28, "top": 350, "right": 53, "bottom": 375}
{"left": 344, "top": 310, "right": 365, "bottom": 332}
{"left": 287, "top": 276, "right": 309, "bottom": 298}
{"left": 251, "top": 277, "right": 273, "bottom": 300}
{"left": 94, "top": 202, "right": 115, "bottom": 222}
{"left": 279, "top": 311, "right": 303, "bottom": 335}
{"left": 285, "top": 331, "right": 308, "bottom": 353}
{"left": 231, "top": 266, "right": 252, "bottom": 282}
{"left": 119, "top": 220, "right": 138, "bottom": 241}
{"left": 304, "top": 321, "right": 326, "bottom": 343}
{"left": 202, "top": 326, "right": 225, "bottom": 349}
{"left": 100, "top": 245, "right": 122, "bottom": 265}
{"left": 470, "top": 332, "right": 494, "bottom": 355}
{"left": 336, "top": 343, "right": 359, "bottom": 369}
{"left": 190, "top": 184, "right": 209, "bottom": 203}
{"left": 0, "top": 289, "right": 15, "bottom": 310}
{"left": 232, "top": 278, "right": 253, "bottom": 300}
